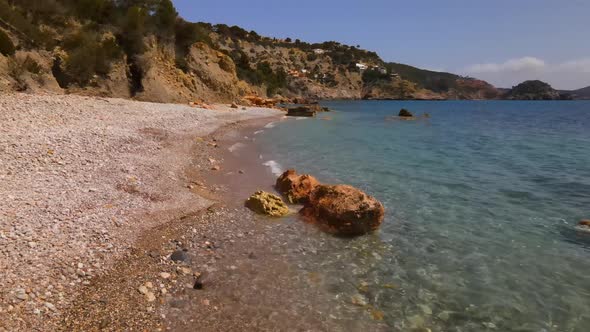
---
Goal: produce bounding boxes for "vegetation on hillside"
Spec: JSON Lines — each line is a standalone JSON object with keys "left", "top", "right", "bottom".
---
{"left": 384, "top": 62, "right": 462, "bottom": 92}
{"left": 0, "top": 28, "right": 15, "bottom": 56}
{"left": 0, "top": 0, "right": 512, "bottom": 100}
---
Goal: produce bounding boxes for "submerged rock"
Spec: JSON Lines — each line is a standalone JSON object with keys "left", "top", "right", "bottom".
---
{"left": 245, "top": 191, "right": 289, "bottom": 217}
{"left": 301, "top": 184, "right": 384, "bottom": 236}
{"left": 398, "top": 108, "right": 413, "bottom": 117}
{"left": 275, "top": 169, "right": 319, "bottom": 203}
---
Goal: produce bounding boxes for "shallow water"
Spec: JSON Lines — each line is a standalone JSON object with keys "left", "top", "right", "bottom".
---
{"left": 254, "top": 101, "right": 590, "bottom": 331}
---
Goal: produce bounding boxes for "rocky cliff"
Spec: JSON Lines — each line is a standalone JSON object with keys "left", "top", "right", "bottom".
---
{"left": 0, "top": 0, "right": 568, "bottom": 103}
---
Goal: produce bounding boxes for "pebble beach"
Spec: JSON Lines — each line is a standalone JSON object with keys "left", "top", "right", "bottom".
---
{"left": 0, "top": 93, "right": 281, "bottom": 331}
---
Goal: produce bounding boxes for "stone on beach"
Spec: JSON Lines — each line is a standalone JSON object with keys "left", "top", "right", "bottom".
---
{"left": 245, "top": 191, "right": 290, "bottom": 217}
{"left": 301, "top": 184, "right": 384, "bottom": 236}
{"left": 170, "top": 250, "right": 189, "bottom": 262}
{"left": 275, "top": 169, "right": 320, "bottom": 204}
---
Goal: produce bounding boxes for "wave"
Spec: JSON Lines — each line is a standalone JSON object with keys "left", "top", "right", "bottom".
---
{"left": 263, "top": 160, "right": 283, "bottom": 176}
{"left": 264, "top": 122, "right": 276, "bottom": 128}
{"left": 254, "top": 130, "right": 264, "bottom": 135}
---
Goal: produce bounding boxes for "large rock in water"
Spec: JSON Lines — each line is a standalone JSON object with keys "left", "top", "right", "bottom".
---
{"left": 286, "top": 106, "right": 317, "bottom": 117}
{"left": 276, "top": 170, "right": 320, "bottom": 204}
{"left": 245, "top": 191, "right": 289, "bottom": 217}
{"left": 398, "top": 108, "right": 413, "bottom": 117}
{"left": 301, "top": 185, "right": 385, "bottom": 236}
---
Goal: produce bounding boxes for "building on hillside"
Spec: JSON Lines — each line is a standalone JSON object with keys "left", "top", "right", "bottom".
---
{"left": 356, "top": 63, "right": 368, "bottom": 70}
{"left": 288, "top": 69, "right": 309, "bottom": 78}
{"left": 313, "top": 49, "right": 325, "bottom": 54}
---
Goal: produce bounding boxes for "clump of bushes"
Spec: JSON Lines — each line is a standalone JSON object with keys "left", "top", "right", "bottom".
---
{"left": 61, "top": 30, "right": 123, "bottom": 86}
{"left": 0, "top": 29, "right": 15, "bottom": 56}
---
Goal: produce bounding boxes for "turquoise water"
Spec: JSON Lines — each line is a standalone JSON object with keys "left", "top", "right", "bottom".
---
{"left": 256, "top": 101, "right": 590, "bottom": 331}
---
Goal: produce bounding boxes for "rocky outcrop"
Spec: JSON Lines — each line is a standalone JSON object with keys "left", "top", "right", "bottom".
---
{"left": 579, "top": 220, "right": 590, "bottom": 227}
{"left": 245, "top": 191, "right": 290, "bottom": 217}
{"left": 0, "top": 50, "right": 62, "bottom": 93}
{"left": 275, "top": 170, "right": 319, "bottom": 203}
{"left": 286, "top": 106, "right": 317, "bottom": 117}
{"left": 301, "top": 184, "right": 384, "bottom": 236}
{"left": 398, "top": 108, "right": 413, "bottom": 117}
{"left": 286, "top": 104, "right": 330, "bottom": 117}
{"left": 137, "top": 41, "right": 247, "bottom": 103}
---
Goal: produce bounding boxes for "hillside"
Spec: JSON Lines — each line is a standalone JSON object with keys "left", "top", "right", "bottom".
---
{"left": 566, "top": 86, "right": 590, "bottom": 100}
{"left": 0, "top": 0, "right": 501, "bottom": 102}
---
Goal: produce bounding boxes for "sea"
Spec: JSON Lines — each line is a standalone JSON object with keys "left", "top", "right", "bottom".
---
{"left": 252, "top": 100, "right": 590, "bottom": 331}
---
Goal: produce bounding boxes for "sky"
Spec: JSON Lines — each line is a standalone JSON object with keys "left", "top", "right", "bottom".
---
{"left": 172, "top": 0, "right": 590, "bottom": 90}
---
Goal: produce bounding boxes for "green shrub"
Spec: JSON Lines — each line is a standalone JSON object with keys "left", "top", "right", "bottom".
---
{"left": 62, "top": 31, "right": 123, "bottom": 86}
{"left": 0, "top": 29, "right": 15, "bottom": 56}
{"left": 120, "top": 6, "right": 148, "bottom": 56}
{"left": 175, "top": 20, "right": 213, "bottom": 52}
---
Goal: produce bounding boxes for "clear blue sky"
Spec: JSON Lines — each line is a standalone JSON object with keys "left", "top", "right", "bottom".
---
{"left": 172, "top": 0, "right": 590, "bottom": 89}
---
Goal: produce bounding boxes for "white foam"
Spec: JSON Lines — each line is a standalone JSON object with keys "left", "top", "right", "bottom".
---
{"left": 295, "top": 117, "right": 309, "bottom": 120}
{"left": 264, "top": 122, "right": 276, "bottom": 128}
{"left": 228, "top": 142, "right": 245, "bottom": 153}
{"left": 254, "top": 130, "right": 264, "bottom": 135}
{"left": 263, "top": 160, "right": 283, "bottom": 176}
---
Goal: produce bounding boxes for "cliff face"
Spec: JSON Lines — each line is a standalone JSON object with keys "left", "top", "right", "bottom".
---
{"left": 0, "top": 0, "right": 514, "bottom": 103}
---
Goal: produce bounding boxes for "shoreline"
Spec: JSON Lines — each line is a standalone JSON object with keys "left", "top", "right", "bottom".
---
{"left": 0, "top": 93, "right": 283, "bottom": 331}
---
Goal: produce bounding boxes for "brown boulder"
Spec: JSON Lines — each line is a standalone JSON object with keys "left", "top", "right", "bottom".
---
{"left": 275, "top": 170, "right": 320, "bottom": 204}
{"left": 579, "top": 220, "right": 590, "bottom": 227}
{"left": 301, "top": 184, "right": 384, "bottom": 236}
{"left": 286, "top": 106, "right": 317, "bottom": 117}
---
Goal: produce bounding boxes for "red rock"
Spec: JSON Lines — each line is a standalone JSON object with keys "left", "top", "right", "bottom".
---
{"left": 276, "top": 170, "right": 319, "bottom": 203}
{"left": 301, "top": 184, "right": 384, "bottom": 236}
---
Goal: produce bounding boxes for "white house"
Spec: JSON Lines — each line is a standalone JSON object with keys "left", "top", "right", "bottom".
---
{"left": 313, "top": 49, "right": 325, "bottom": 54}
{"left": 356, "top": 63, "right": 368, "bottom": 70}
